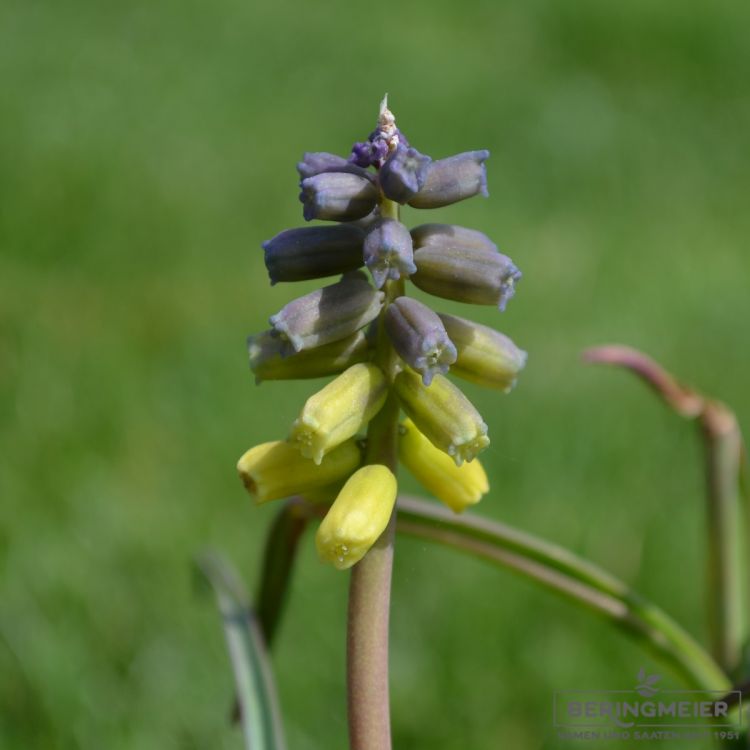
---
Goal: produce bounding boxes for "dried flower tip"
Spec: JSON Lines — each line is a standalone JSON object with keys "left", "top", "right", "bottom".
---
{"left": 248, "top": 329, "right": 371, "bottom": 383}
{"left": 297, "top": 152, "right": 372, "bottom": 180}
{"left": 349, "top": 95, "right": 410, "bottom": 168}
{"left": 399, "top": 418, "right": 488, "bottom": 513}
{"left": 412, "top": 243, "right": 521, "bottom": 311}
{"left": 384, "top": 297, "right": 456, "bottom": 386}
{"left": 438, "top": 313, "right": 527, "bottom": 392}
{"left": 408, "top": 150, "right": 490, "bottom": 209}
{"left": 379, "top": 145, "right": 432, "bottom": 204}
{"left": 393, "top": 367, "right": 489, "bottom": 465}
{"left": 300, "top": 173, "right": 379, "bottom": 222}
{"left": 411, "top": 223, "right": 497, "bottom": 253}
{"left": 289, "top": 363, "right": 388, "bottom": 464}
{"left": 237, "top": 438, "right": 361, "bottom": 504}
{"left": 363, "top": 218, "right": 417, "bottom": 289}
{"left": 269, "top": 272, "right": 384, "bottom": 353}
{"left": 263, "top": 224, "right": 365, "bottom": 285}
{"left": 315, "top": 464, "right": 397, "bottom": 570}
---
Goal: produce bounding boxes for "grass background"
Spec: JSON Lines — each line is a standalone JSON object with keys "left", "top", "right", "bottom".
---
{"left": 1, "top": 0, "right": 749, "bottom": 747}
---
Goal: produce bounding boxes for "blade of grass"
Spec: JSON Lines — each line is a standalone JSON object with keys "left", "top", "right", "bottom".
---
{"left": 395, "top": 495, "right": 730, "bottom": 693}
{"left": 197, "top": 551, "right": 287, "bottom": 750}
{"left": 232, "top": 497, "right": 309, "bottom": 725}
{"left": 255, "top": 497, "right": 310, "bottom": 649}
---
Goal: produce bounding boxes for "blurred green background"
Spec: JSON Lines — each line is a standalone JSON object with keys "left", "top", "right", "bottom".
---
{"left": 1, "top": 0, "right": 749, "bottom": 747}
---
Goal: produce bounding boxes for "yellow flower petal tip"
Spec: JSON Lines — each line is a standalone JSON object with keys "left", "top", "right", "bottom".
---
{"left": 289, "top": 363, "right": 387, "bottom": 464}
{"left": 399, "top": 418, "right": 489, "bottom": 513}
{"left": 237, "top": 438, "right": 361, "bottom": 504}
{"left": 315, "top": 464, "right": 398, "bottom": 570}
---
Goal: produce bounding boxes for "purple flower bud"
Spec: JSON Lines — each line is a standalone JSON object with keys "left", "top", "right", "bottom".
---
{"left": 411, "top": 243, "right": 521, "bottom": 311}
{"left": 408, "top": 150, "right": 490, "bottom": 209}
{"left": 269, "top": 272, "right": 384, "bottom": 353}
{"left": 349, "top": 142, "right": 374, "bottom": 168}
{"left": 297, "top": 152, "right": 372, "bottom": 180}
{"left": 378, "top": 145, "right": 432, "bottom": 203}
{"left": 385, "top": 297, "right": 457, "bottom": 385}
{"left": 349, "top": 136, "right": 390, "bottom": 169}
{"left": 411, "top": 223, "right": 497, "bottom": 253}
{"left": 362, "top": 218, "right": 417, "bottom": 289}
{"left": 300, "top": 173, "right": 379, "bottom": 222}
{"left": 263, "top": 225, "right": 365, "bottom": 285}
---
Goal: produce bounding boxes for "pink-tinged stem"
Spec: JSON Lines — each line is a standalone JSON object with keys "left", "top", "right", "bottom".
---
{"left": 346, "top": 234, "right": 403, "bottom": 750}
{"left": 584, "top": 344, "right": 747, "bottom": 676}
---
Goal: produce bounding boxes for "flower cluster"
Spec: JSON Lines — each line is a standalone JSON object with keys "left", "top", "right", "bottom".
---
{"left": 238, "top": 97, "right": 526, "bottom": 570}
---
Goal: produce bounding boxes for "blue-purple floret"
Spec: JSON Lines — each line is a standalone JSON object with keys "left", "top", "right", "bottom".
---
{"left": 379, "top": 145, "right": 432, "bottom": 204}
{"left": 299, "top": 173, "right": 379, "bottom": 222}
{"left": 263, "top": 224, "right": 365, "bottom": 285}
{"left": 297, "top": 152, "right": 373, "bottom": 180}
{"left": 363, "top": 218, "right": 417, "bottom": 289}
{"left": 408, "top": 150, "right": 490, "bottom": 209}
{"left": 349, "top": 128, "right": 411, "bottom": 169}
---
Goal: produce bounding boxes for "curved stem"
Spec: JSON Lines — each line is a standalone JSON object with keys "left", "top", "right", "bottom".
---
{"left": 584, "top": 345, "right": 747, "bottom": 677}
{"left": 347, "top": 198, "right": 403, "bottom": 750}
{"left": 395, "top": 496, "right": 730, "bottom": 693}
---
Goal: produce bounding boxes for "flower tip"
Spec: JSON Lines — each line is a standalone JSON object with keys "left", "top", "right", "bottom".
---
{"left": 449, "top": 429, "right": 490, "bottom": 466}
{"left": 497, "top": 263, "right": 522, "bottom": 312}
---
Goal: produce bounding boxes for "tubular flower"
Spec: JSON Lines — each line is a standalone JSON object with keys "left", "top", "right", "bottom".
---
{"left": 408, "top": 150, "right": 490, "bottom": 208}
{"left": 240, "top": 96, "right": 527, "bottom": 568}
{"left": 393, "top": 367, "right": 489, "bottom": 466}
{"left": 411, "top": 242, "right": 521, "bottom": 311}
{"left": 269, "top": 271, "right": 383, "bottom": 354}
{"left": 363, "top": 217, "right": 417, "bottom": 289}
{"left": 300, "top": 172, "right": 379, "bottom": 222}
{"left": 410, "top": 223, "right": 498, "bottom": 253}
{"left": 315, "top": 465, "right": 398, "bottom": 570}
{"left": 248, "top": 329, "right": 371, "bottom": 383}
{"left": 297, "top": 151, "right": 372, "bottom": 180}
{"left": 384, "top": 297, "right": 456, "bottom": 385}
{"left": 398, "top": 418, "right": 488, "bottom": 512}
{"left": 263, "top": 224, "right": 365, "bottom": 285}
{"left": 289, "top": 363, "right": 388, "bottom": 464}
{"left": 438, "top": 313, "right": 527, "bottom": 392}
{"left": 237, "top": 438, "right": 362, "bottom": 504}
{"left": 379, "top": 144, "right": 432, "bottom": 203}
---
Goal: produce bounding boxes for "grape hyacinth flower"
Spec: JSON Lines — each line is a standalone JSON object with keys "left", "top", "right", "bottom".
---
{"left": 237, "top": 95, "right": 526, "bottom": 748}
{"left": 239, "top": 94, "right": 526, "bottom": 566}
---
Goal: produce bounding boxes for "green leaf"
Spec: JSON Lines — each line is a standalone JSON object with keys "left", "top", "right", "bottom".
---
{"left": 196, "top": 551, "right": 287, "bottom": 750}
{"left": 395, "top": 495, "right": 730, "bottom": 694}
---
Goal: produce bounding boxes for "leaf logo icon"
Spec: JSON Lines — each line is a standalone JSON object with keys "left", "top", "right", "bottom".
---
{"left": 635, "top": 669, "right": 661, "bottom": 697}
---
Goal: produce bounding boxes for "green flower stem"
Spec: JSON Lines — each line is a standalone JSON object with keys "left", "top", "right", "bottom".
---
{"left": 584, "top": 345, "right": 747, "bottom": 677}
{"left": 395, "top": 495, "right": 731, "bottom": 693}
{"left": 702, "top": 402, "right": 746, "bottom": 678}
{"left": 347, "top": 197, "right": 403, "bottom": 750}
